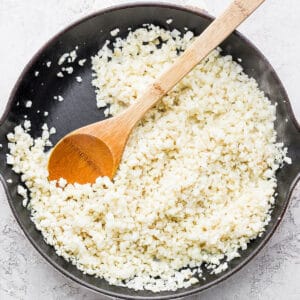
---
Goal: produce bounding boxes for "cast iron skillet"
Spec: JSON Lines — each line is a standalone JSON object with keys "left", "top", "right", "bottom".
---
{"left": 0, "top": 2, "right": 299, "bottom": 299}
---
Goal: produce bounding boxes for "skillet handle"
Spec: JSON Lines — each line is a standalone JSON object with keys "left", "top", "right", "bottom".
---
{"left": 287, "top": 122, "right": 300, "bottom": 183}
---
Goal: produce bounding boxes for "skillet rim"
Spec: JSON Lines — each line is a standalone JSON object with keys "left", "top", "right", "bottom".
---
{"left": 0, "top": 2, "right": 299, "bottom": 299}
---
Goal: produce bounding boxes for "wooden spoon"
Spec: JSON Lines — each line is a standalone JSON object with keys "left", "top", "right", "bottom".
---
{"left": 48, "top": 0, "right": 265, "bottom": 184}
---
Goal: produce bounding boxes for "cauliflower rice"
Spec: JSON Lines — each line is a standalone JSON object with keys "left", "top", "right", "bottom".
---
{"left": 7, "top": 25, "right": 289, "bottom": 292}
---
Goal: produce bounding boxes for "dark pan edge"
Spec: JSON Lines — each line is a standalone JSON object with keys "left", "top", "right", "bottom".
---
{"left": 1, "top": 2, "right": 299, "bottom": 299}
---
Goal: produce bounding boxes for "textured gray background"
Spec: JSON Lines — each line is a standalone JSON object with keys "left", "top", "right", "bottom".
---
{"left": 0, "top": 1, "right": 299, "bottom": 299}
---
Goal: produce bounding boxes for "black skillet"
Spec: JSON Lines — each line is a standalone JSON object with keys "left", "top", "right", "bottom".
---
{"left": 0, "top": 3, "right": 299, "bottom": 300}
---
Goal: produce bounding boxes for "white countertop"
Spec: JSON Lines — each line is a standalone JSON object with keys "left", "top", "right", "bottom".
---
{"left": 0, "top": 1, "right": 299, "bottom": 299}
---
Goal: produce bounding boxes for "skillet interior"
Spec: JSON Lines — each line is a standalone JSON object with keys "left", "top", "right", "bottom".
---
{"left": 0, "top": 3, "right": 299, "bottom": 299}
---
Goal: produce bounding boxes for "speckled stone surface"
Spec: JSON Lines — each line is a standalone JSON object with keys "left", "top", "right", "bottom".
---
{"left": 0, "top": 1, "right": 299, "bottom": 299}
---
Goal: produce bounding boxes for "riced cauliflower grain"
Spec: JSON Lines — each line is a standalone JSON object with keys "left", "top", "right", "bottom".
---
{"left": 110, "top": 28, "right": 120, "bottom": 37}
{"left": 78, "top": 59, "right": 87, "bottom": 66}
{"left": 23, "top": 120, "right": 31, "bottom": 130}
{"left": 56, "top": 71, "right": 64, "bottom": 78}
{"left": 62, "top": 66, "right": 73, "bottom": 74}
{"left": 7, "top": 25, "right": 289, "bottom": 292}
{"left": 69, "top": 50, "right": 77, "bottom": 63}
{"left": 58, "top": 95, "right": 64, "bottom": 102}
{"left": 76, "top": 76, "right": 82, "bottom": 83}
{"left": 58, "top": 53, "right": 69, "bottom": 65}
{"left": 25, "top": 100, "right": 32, "bottom": 108}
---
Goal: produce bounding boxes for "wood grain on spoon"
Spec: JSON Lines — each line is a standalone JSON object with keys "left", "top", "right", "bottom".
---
{"left": 48, "top": 0, "right": 265, "bottom": 184}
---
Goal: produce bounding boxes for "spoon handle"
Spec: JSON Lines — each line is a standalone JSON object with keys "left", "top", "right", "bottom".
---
{"left": 123, "top": 0, "right": 265, "bottom": 126}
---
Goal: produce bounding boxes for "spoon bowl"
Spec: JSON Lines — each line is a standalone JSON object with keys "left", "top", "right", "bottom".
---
{"left": 48, "top": 133, "right": 115, "bottom": 184}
